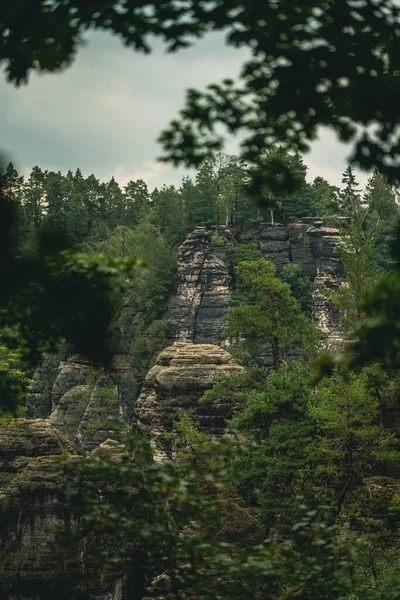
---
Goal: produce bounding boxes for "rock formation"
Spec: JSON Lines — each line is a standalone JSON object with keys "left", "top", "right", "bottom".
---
{"left": 167, "top": 220, "right": 344, "bottom": 349}
{"left": 0, "top": 419, "right": 132, "bottom": 599}
{"left": 166, "top": 228, "right": 232, "bottom": 345}
{"left": 0, "top": 420, "right": 75, "bottom": 596}
{"left": 28, "top": 219, "right": 345, "bottom": 448}
{"left": 135, "top": 342, "right": 244, "bottom": 459}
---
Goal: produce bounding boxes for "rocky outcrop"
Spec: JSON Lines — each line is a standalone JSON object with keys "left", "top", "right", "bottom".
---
{"left": 29, "top": 352, "right": 136, "bottom": 451}
{"left": 0, "top": 420, "right": 130, "bottom": 599}
{"left": 29, "top": 219, "right": 345, "bottom": 437}
{"left": 135, "top": 343, "right": 244, "bottom": 459}
{"left": 307, "top": 223, "right": 345, "bottom": 346}
{"left": 167, "top": 220, "right": 344, "bottom": 350}
{"left": 166, "top": 228, "right": 232, "bottom": 345}
{"left": 258, "top": 223, "right": 291, "bottom": 270}
{"left": 341, "top": 476, "right": 400, "bottom": 533}
{"left": 0, "top": 420, "right": 76, "bottom": 596}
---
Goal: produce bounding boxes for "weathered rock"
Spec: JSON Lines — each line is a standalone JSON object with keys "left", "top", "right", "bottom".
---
{"left": 0, "top": 419, "right": 73, "bottom": 488}
{"left": 48, "top": 385, "right": 91, "bottom": 444}
{"left": 166, "top": 229, "right": 232, "bottom": 345}
{"left": 0, "top": 420, "right": 75, "bottom": 596}
{"left": 287, "top": 222, "right": 316, "bottom": 278}
{"left": 0, "top": 420, "right": 127, "bottom": 600}
{"left": 164, "top": 221, "right": 346, "bottom": 364}
{"left": 259, "top": 224, "right": 291, "bottom": 270}
{"left": 51, "top": 356, "right": 93, "bottom": 408}
{"left": 40, "top": 353, "right": 137, "bottom": 450}
{"left": 135, "top": 343, "right": 244, "bottom": 459}
{"left": 341, "top": 476, "right": 400, "bottom": 533}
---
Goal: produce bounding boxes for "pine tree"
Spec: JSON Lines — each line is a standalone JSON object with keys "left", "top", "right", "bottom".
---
{"left": 44, "top": 170, "right": 68, "bottom": 232}
{"left": 151, "top": 184, "right": 186, "bottom": 245}
{"left": 365, "top": 169, "right": 398, "bottom": 222}
{"left": 245, "top": 147, "right": 308, "bottom": 223}
{"left": 23, "top": 166, "right": 46, "bottom": 228}
{"left": 123, "top": 179, "right": 150, "bottom": 227}
{"left": 329, "top": 217, "right": 377, "bottom": 330}
{"left": 364, "top": 169, "right": 399, "bottom": 270}
{"left": 307, "top": 370, "right": 397, "bottom": 511}
{"left": 339, "top": 166, "right": 362, "bottom": 215}
{"left": 0, "top": 162, "right": 24, "bottom": 202}
{"left": 225, "top": 259, "right": 319, "bottom": 367}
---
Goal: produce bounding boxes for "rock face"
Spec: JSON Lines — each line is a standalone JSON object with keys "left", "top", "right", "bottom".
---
{"left": 135, "top": 343, "right": 244, "bottom": 459}
{"left": 0, "top": 221, "right": 349, "bottom": 597}
{"left": 167, "top": 220, "right": 344, "bottom": 349}
{"left": 30, "top": 353, "right": 137, "bottom": 451}
{"left": 0, "top": 419, "right": 128, "bottom": 600}
{"left": 30, "top": 218, "right": 344, "bottom": 442}
{"left": 166, "top": 228, "right": 232, "bottom": 345}
{"left": 0, "top": 420, "right": 75, "bottom": 595}
{"left": 341, "top": 476, "right": 400, "bottom": 533}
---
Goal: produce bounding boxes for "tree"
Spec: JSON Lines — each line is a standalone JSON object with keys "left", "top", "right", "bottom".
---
{"left": 229, "top": 362, "right": 315, "bottom": 530}
{"left": 225, "top": 259, "right": 319, "bottom": 367}
{"left": 306, "top": 369, "right": 397, "bottom": 512}
{"left": 0, "top": 159, "right": 138, "bottom": 414}
{"left": 123, "top": 179, "right": 150, "bottom": 228}
{"left": 193, "top": 158, "right": 220, "bottom": 227}
{"left": 364, "top": 170, "right": 399, "bottom": 271}
{"left": 151, "top": 184, "right": 186, "bottom": 245}
{"left": 43, "top": 170, "right": 68, "bottom": 233}
{"left": 309, "top": 177, "right": 341, "bottom": 217}
{"left": 23, "top": 165, "right": 46, "bottom": 228}
{"left": 244, "top": 147, "right": 308, "bottom": 223}
{"left": 339, "top": 166, "right": 362, "bottom": 216}
{"left": 0, "top": 346, "right": 32, "bottom": 416}
{"left": 329, "top": 217, "right": 377, "bottom": 331}
{"left": 278, "top": 263, "right": 313, "bottom": 317}
{"left": 0, "top": 162, "right": 23, "bottom": 202}
{"left": 365, "top": 170, "right": 399, "bottom": 223}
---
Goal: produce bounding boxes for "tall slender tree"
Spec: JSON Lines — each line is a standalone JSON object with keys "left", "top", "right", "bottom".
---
{"left": 339, "top": 166, "right": 362, "bottom": 215}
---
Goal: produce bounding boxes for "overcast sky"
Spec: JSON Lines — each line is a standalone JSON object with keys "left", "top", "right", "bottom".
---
{"left": 2, "top": 31, "right": 370, "bottom": 191}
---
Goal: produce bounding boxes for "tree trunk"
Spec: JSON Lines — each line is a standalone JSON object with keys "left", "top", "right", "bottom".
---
{"left": 272, "top": 336, "right": 280, "bottom": 368}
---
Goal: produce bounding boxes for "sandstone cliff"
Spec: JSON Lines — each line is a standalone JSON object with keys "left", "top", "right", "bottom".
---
{"left": 166, "top": 220, "right": 344, "bottom": 349}
{"left": 135, "top": 342, "right": 244, "bottom": 459}
{"left": 27, "top": 220, "right": 344, "bottom": 446}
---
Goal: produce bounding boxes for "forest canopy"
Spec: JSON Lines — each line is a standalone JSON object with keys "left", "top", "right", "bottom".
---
{"left": 2, "top": 2, "right": 400, "bottom": 599}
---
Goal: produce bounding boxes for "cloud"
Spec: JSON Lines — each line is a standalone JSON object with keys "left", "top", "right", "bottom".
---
{"left": 1, "top": 31, "right": 371, "bottom": 191}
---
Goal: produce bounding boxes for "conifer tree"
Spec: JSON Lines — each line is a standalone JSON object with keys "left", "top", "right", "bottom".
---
{"left": 339, "top": 166, "right": 362, "bottom": 215}
{"left": 225, "top": 259, "right": 319, "bottom": 367}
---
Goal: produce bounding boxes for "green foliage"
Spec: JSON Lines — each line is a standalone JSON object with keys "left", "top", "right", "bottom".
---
{"left": 306, "top": 370, "right": 399, "bottom": 511}
{"left": 328, "top": 217, "right": 378, "bottom": 331}
{"left": 230, "top": 243, "right": 262, "bottom": 267}
{"left": 0, "top": 346, "right": 32, "bottom": 416}
{"left": 243, "top": 147, "right": 307, "bottom": 217}
{"left": 365, "top": 170, "right": 399, "bottom": 272}
{"left": 278, "top": 263, "right": 313, "bottom": 317}
{"left": 55, "top": 431, "right": 362, "bottom": 600}
{"left": 229, "top": 362, "right": 314, "bottom": 528}
{"left": 350, "top": 223, "right": 400, "bottom": 370}
{"left": 225, "top": 259, "right": 319, "bottom": 366}
{"left": 211, "top": 231, "right": 229, "bottom": 246}
{"left": 5, "top": 1, "right": 400, "bottom": 183}
{"left": 339, "top": 167, "right": 362, "bottom": 216}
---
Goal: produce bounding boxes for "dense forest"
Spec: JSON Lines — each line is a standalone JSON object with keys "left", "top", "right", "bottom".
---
{"left": 3, "top": 0, "right": 400, "bottom": 598}
{"left": 2, "top": 148, "right": 400, "bottom": 599}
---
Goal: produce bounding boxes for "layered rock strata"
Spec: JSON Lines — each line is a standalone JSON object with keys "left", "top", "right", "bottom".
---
{"left": 167, "top": 220, "right": 344, "bottom": 349}
{"left": 166, "top": 228, "right": 232, "bottom": 345}
{"left": 135, "top": 342, "right": 244, "bottom": 460}
{"left": 0, "top": 419, "right": 132, "bottom": 600}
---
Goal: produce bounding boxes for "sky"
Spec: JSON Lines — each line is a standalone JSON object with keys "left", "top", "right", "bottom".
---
{"left": 1, "top": 31, "right": 371, "bottom": 192}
